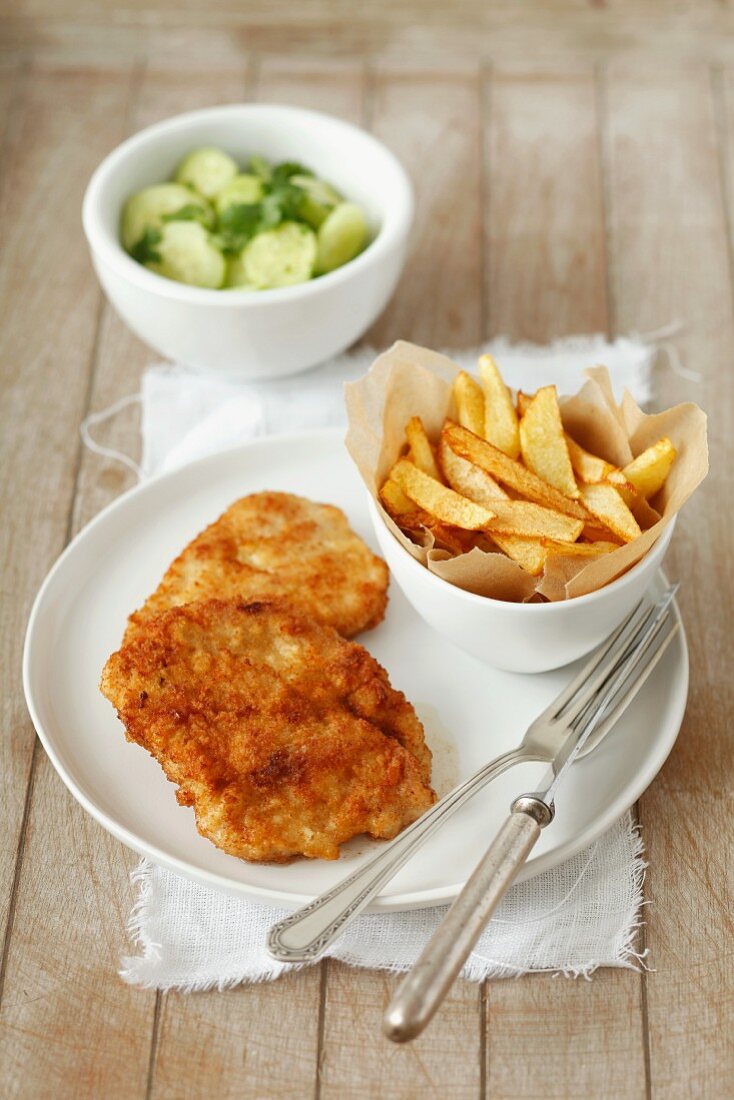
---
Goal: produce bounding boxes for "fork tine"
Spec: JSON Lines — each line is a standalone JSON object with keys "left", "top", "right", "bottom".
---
{"left": 577, "top": 616, "right": 679, "bottom": 758}
{"left": 573, "top": 588, "right": 679, "bottom": 736}
{"left": 544, "top": 590, "right": 679, "bottom": 797}
{"left": 531, "top": 599, "right": 653, "bottom": 727}
{"left": 556, "top": 585, "right": 678, "bottom": 728}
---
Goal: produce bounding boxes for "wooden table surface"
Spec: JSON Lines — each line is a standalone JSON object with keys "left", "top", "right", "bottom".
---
{"left": 1, "top": 3, "right": 733, "bottom": 1097}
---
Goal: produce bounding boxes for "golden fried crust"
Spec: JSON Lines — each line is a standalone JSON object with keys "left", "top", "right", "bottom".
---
{"left": 128, "top": 492, "right": 389, "bottom": 640}
{"left": 101, "top": 599, "right": 435, "bottom": 862}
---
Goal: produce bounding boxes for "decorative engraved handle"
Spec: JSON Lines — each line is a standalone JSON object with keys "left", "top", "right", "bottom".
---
{"left": 266, "top": 749, "right": 526, "bottom": 963}
{"left": 383, "top": 796, "right": 554, "bottom": 1043}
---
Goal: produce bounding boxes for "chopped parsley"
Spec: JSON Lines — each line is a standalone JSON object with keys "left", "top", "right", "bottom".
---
{"left": 130, "top": 228, "right": 162, "bottom": 264}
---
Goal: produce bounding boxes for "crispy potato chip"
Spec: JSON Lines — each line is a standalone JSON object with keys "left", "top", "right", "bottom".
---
{"left": 391, "top": 459, "right": 495, "bottom": 529}
{"left": 379, "top": 477, "right": 415, "bottom": 516}
{"left": 622, "top": 437, "right": 677, "bottom": 499}
{"left": 485, "top": 500, "right": 583, "bottom": 542}
{"left": 519, "top": 386, "right": 580, "bottom": 498}
{"left": 444, "top": 422, "right": 589, "bottom": 521}
{"left": 438, "top": 437, "right": 508, "bottom": 505}
{"left": 439, "top": 446, "right": 550, "bottom": 571}
{"left": 453, "top": 371, "right": 485, "bottom": 437}
{"left": 401, "top": 513, "right": 476, "bottom": 556}
{"left": 582, "top": 522, "right": 624, "bottom": 543}
{"left": 516, "top": 391, "right": 533, "bottom": 418}
{"left": 478, "top": 354, "right": 520, "bottom": 458}
{"left": 579, "top": 483, "right": 642, "bottom": 543}
{"left": 405, "top": 416, "right": 442, "bottom": 481}
{"left": 565, "top": 434, "right": 616, "bottom": 484}
{"left": 541, "top": 538, "right": 619, "bottom": 557}
{"left": 606, "top": 469, "right": 639, "bottom": 507}
{"left": 487, "top": 535, "right": 547, "bottom": 576}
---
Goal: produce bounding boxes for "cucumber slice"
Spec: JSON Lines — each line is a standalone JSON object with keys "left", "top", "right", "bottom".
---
{"left": 291, "top": 174, "right": 342, "bottom": 229}
{"left": 146, "top": 221, "right": 226, "bottom": 288}
{"left": 121, "top": 183, "right": 213, "bottom": 252}
{"left": 249, "top": 155, "right": 272, "bottom": 182}
{"left": 225, "top": 250, "right": 257, "bottom": 290}
{"left": 315, "top": 202, "right": 368, "bottom": 274}
{"left": 214, "top": 173, "right": 264, "bottom": 217}
{"left": 242, "top": 221, "right": 317, "bottom": 289}
{"left": 174, "top": 147, "right": 239, "bottom": 200}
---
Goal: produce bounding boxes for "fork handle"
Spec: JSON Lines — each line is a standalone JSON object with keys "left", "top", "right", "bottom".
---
{"left": 267, "top": 749, "right": 525, "bottom": 963}
{"left": 383, "top": 795, "right": 554, "bottom": 1043}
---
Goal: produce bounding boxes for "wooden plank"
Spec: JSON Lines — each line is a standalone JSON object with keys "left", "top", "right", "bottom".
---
{"left": 255, "top": 55, "right": 365, "bottom": 122}
{"left": 486, "top": 973, "right": 646, "bottom": 1099}
{"left": 0, "top": 65, "right": 253, "bottom": 1100}
{"left": 6, "top": 5, "right": 734, "bottom": 72}
{"left": 147, "top": 62, "right": 367, "bottom": 1100}
{"left": 71, "top": 63, "right": 253, "bottom": 530}
{"left": 486, "top": 67, "right": 609, "bottom": 341}
{"left": 0, "top": 63, "right": 150, "bottom": 1098}
{"left": 153, "top": 977, "right": 322, "bottom": 1100}
{"left": 0, "top": 61, "right": 130, "bottom": 946}
{"left": 320, "top": 962, "right": 481, "bottom": 1100}
{"left": 604, "top": 63, "right": 734, "bottom": 1098}
{"left": 482, "top": 68, "right": 647, "bottom": 1099}
{"left": 369, "top": 71, "right": 483, "bottom": 348}
{"left": 318, "top": 68, "right": 484, "bottom": 1099}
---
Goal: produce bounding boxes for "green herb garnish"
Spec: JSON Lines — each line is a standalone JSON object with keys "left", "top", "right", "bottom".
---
{"left": 161, "top": 203, "right": 206, "bottom": 224}
{"left": 130, "top": 227, "right": 162, "bottom": 264}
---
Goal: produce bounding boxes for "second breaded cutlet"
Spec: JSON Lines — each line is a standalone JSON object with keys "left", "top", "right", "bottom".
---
{"left": 127, "top": 492, "right": 389, "bottom": 640}
{"left": 102, "top": 598, "right": 435, "bottom": 862}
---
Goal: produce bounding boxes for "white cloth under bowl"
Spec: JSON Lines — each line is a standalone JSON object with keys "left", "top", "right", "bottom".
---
{"left": 84, "top": 335, "right": 660, "bottom": 990}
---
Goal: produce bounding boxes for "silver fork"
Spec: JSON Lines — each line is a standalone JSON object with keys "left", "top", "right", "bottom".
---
{"left": 267, "top": 586, "right": 679, "bottom": 965}
{"left": 383, "top": 584, "right": 679, "bottom": 1041}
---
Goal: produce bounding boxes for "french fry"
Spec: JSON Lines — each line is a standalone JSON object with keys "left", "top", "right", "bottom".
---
{"left": 379, "top": 477, "right": 415, "bottom": 517}
{"left": 478, "top": 354, "right": 520, "bottom": 458}
{"left": 621, "top": 437, "right": 677, "bottom": 499}
{"left": 444, "top": 422, "right": 589, "bottom": 521}
{"left": 519, "top": 386, "right": 580, "bottom": 498}
{"left": 516, "top": 391, "right": 533, "bottom": 418}
{"left": 579, "top": 483, "right": 642, "bottom": 543}
{"left": 391, "top": 456, "right": 578, "bottom": 542}
{"left": 391, "top": 459, "right": 495, "bottom": 529}
{"left": 401, "top": 513, "right": 476, "bottom": 556}
{"left": 582, "top": 522, "right": 624, "bottom": 543}
{"left": 439, "top": 442, "right": 548, "bottom": 573}
{"left": 452, "top": 371, "right": 485, "bottom": 437}
{"left": 541, "top": 538, "right": 619, "bottom": 557}
{"left": 438, "top": 437, "right": 508, "bottom": 506}
{"left": 565, "top": 434, "right": 616, "bottom": 484}
{"left": 487, "top": 535, "right": 547, "bottom": 576}
{"left": 485, "top": 501, "right": 583, "bottom": 541}
{"left": 405, "top": 416, "right": 442, "bottom": 481}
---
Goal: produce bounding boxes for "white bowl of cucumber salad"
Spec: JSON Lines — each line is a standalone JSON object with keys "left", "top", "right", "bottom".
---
{"left": 83, "top": 105, "right": 414, "bottom": 379}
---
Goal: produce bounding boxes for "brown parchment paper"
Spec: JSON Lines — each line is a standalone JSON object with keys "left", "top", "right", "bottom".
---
{"left": 345, "top": 340, "right": 709, "bottom": 603}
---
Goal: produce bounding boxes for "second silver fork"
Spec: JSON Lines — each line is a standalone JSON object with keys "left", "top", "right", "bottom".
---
{"left": 267, "top": 587, "right": 679, "bottom": 964}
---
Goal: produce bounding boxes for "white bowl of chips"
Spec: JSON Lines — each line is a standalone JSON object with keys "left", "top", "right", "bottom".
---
{"left": 370, "top": 496, "right": 676, "bottom": 673}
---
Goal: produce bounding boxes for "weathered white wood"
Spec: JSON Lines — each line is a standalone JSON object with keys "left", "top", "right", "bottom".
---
{"left": 483, "top": 68, "right": 647, "bottom": 1099}
{"left": 604, "top": 63, "right": 734, "bottom": 1098}
{"left": 321, "top": 962, "right": 481, "bottom": 1100}
{"left": 0, "top": 20, "right": 731, "bottom": 1098}
{"left": 369, "top": 72, "right": 483, "bottom": 348}
{"left": 0, "top": 63, "right": 154, "bottom": 1099}
{"left": 486, "top": 67, "right": 609, "bottom": 341}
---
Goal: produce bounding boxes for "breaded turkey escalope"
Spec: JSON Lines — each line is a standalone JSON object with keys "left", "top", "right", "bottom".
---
{"left": 101, "top": 599, "right": 435, "bottom": 862}
{"left": 127, "top": 492, "right": 388, "bottom": 640}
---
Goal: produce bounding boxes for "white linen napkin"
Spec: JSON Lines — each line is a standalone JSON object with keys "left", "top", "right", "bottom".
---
{"left": 87, "top": 336, "right": 658, "bottom": 990}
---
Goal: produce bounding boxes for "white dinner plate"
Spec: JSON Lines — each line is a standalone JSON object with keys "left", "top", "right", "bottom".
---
{"left": 23, "top": 429, "right": 688, "bottom": 911}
